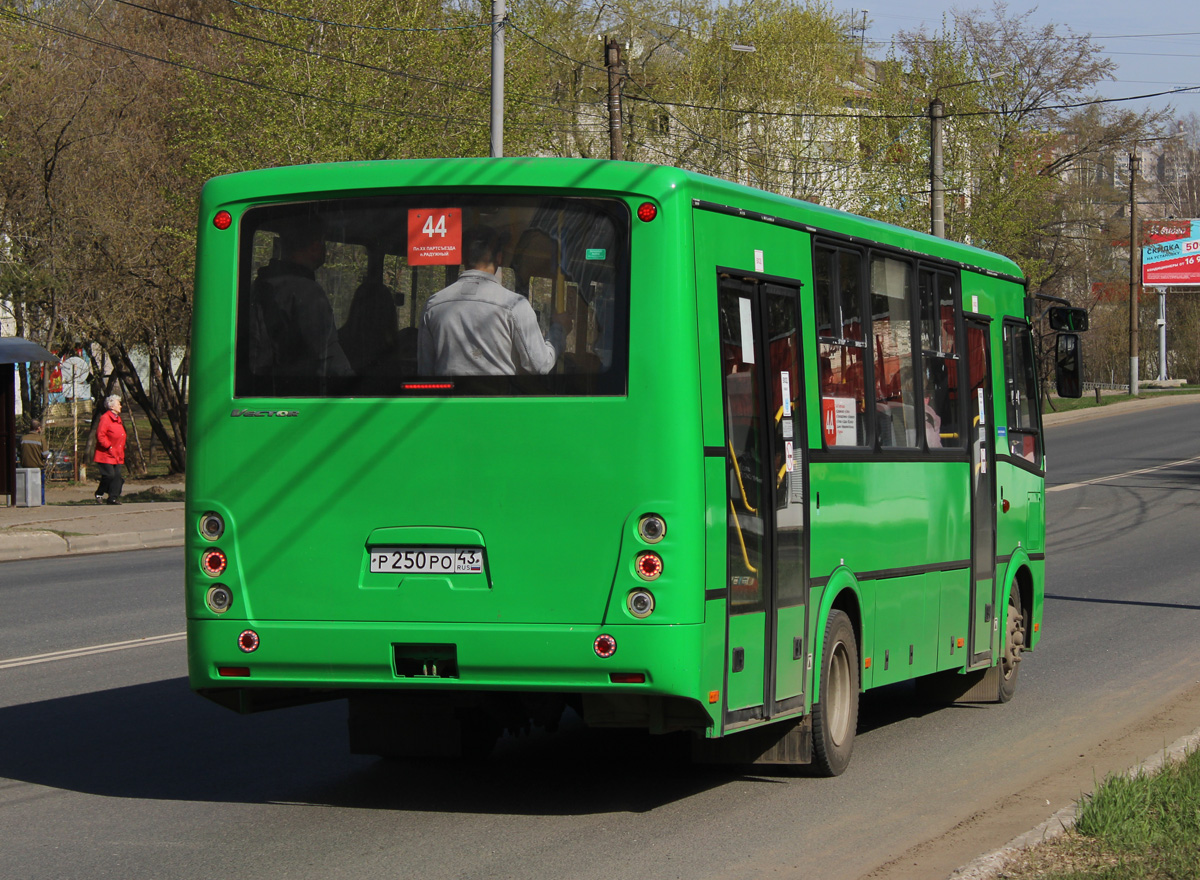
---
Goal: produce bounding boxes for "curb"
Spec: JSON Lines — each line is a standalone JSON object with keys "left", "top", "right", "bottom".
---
{"left": 0, "top": 527, "right": 184, "bottom": 562}
{"left": 948, "top": 727, "right": 1200, "bottom": 879}
{"left": 1042, "top": 393, "right": 1200, "bottom": 427}
{"left": 0, "top": 530, "right": 70, "bottom": 560}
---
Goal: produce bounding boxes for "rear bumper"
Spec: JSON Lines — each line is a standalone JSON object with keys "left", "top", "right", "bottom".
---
{"left": 188, "top": 618, "right": 710, "bottom": 698}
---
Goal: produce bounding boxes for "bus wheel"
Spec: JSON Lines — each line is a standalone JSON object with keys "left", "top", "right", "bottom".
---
{"left": 811, "top": 610, "right": 859, "bottom": 776}
{"left": 999, "top": 588, "right": 1025, "bottom": 703}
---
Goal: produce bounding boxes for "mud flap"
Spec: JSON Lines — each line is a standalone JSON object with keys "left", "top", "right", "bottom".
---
{"left": 692, "top": 716, "right": 812, "bottom": 765}
{"left": 915, "top": 666, "right": 1002, "bottom": 704}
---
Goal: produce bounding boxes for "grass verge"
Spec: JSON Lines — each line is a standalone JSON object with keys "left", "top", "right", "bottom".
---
{"left": 999, "top": 748, "right": 1200, "bottom": 879}
{"left": 1044, "top": 387, "right": 1200, "bottom": 415}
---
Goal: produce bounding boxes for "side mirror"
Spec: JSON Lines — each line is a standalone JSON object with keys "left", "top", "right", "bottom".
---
{"left": 1047, "top": 306, "right": 1089, "bottom": 332}
{"left": 1055, "top": 333, "right": 1083, "bottom": 399}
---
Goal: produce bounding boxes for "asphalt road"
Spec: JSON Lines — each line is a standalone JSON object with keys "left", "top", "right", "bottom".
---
{"left": 3, "top": 399, "right": 1199, "bottom": 880}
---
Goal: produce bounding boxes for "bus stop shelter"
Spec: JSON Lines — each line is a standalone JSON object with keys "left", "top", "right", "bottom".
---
{"left": 1, "top": 337, "right": 58, "bottom": 506}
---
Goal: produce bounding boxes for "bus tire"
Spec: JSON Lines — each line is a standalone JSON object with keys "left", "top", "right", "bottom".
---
{"left": 811, "top": 609, "right": 859, "bottom": 776}
{"left": 999, "top": 587, "right": 1025, "bottom": 703}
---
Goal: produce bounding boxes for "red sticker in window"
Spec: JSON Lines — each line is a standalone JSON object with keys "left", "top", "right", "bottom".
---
{"left": 822, "top": 398, "right": 838, "bottom": 446}
{"left": 408, "top": 209, "right": 462, "bottom": 265}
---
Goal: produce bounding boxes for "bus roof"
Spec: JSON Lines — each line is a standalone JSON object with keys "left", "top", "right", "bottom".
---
{"left": 200, "top": 157, "right": 1024, "bottom": 281}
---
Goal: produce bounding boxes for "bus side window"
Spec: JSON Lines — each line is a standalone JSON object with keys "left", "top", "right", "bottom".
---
{"left": 1003, "top": 321, "right": 1042, "bottom": 464}
{"left": 815, "top": 244, "right": 869, "bottom": 447}
{"left": 869, "top": 254, "right": 918, "bottom": 449}
{"left": 918, "top": 269, "right": 963, "bottom": 449}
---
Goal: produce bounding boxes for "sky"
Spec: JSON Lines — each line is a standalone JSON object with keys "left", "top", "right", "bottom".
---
{"left": 827, "top": 0, "right": 1200, "bottom": 120}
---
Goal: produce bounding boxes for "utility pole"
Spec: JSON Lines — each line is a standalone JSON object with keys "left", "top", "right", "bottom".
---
{"left": 490, "top": 0, "right": 505, "bottom": 158}
{"left": 1158, "top": 288, "right": 1168, "bottom": 381}
{"left": 929, "top": 97, "right": 945, "bottom": 238}
{"left": 605, "top": 37, "right": 624, "bottom": 161}
{"left": 1129, "top": 152, "right": 1140, "bottom": 395}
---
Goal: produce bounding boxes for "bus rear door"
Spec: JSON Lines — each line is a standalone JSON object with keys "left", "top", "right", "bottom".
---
{"left": 965, "top": 316, "right": 997, "bottom": 665}
{"left": 716, "top": 274, "right": 809, "bottom": 725}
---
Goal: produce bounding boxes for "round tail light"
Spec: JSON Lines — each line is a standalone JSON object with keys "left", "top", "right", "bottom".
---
{"left": 238, "top": 630, "right": 260, "bottom": 653}
{"left": 637, "top": 513, "right": 666, "bottom": 544}
{"left": 206, "top": 585, "right": 233, "bottom": 613}
{"left": 201, "top": 548, "right": 227, "bottom": 577}
{"left": 628, "top": 589, "right": 655, "bottom": 618}
{"left": 199, "top": 512, "right": 225, "bottom": 541}
{"left": 635, "top": 551, "right": 663, "bottom": 581}
{"left": 594, "top": 634, "right": 617, "bottom": 658}
{"left": 637, "top": 202, "right": 658, "bottom": 222}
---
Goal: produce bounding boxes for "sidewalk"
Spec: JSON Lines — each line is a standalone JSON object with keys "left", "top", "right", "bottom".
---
{"left": 0, "top": 476, "right": 185, "bottom": 562}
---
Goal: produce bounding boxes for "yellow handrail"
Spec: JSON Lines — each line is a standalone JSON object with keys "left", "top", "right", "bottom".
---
{"left": 728, "top": 498, "right": 759, "bottom": 574}
{"left": 728, "top": 440, "right": 758, "bottom": 514}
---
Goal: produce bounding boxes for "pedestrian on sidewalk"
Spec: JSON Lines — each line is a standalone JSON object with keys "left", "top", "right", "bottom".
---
{"left": 94, "top": 395, "right": 127, "bottom": 505}
{"left": 19, "top": 418, "right": 50, "bottom": 505}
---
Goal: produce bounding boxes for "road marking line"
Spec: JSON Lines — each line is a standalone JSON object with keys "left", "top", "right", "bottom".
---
{"left": 0, "top": 632, "right": 186, "bottom": 669}
{"left": 1047, "top": 453, "right": 1200, "bottom": 493}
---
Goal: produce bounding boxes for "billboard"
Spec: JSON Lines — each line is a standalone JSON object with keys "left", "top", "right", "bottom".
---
{"left": 1142, "top": 219, "right": 1200, "bottom": 287}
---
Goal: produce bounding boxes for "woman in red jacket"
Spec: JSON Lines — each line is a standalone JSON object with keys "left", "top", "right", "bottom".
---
{"left": 94, "top": 394, "right": 127, "bottom": 505}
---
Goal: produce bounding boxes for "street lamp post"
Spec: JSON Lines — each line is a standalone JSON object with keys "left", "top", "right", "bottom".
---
{"left": 1129, "top": 152, "right": 1139, "bottom": 396}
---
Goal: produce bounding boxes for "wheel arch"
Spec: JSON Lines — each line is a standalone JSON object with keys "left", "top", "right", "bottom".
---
{"left": 811, "top": 569, "right": 864, "bottom": 705}
{"left": 999, "top": 554, "right": 1035, "bottom": 661}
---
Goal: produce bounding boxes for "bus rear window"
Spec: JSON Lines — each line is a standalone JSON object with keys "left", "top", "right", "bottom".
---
{"left": 234, "top": 195, "right": 629, "bottom": 397}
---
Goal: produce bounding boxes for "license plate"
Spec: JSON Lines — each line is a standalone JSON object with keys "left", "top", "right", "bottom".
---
{"left": 369, "top": 547, "right": 483, "bottom": 574}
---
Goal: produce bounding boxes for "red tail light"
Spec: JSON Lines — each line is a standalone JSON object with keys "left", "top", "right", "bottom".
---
{"left": 593, "top": 634, "right": 617, "bottom": 658}
{"left": 635, "top": 551, "right": 663, "bottom": 581}
{"left": 237, "top": 630, "right": 260, "bottom": 653}
{"left": 201, "top": 548, "right": 227, "bottom": 577}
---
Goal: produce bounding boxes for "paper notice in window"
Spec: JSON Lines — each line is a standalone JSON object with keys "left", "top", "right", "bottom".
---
{"left": 822, "top": 397, "right": 857, "bottom": 446}
{"left": 739, "top": 298, "right": 755, "bottom": 364}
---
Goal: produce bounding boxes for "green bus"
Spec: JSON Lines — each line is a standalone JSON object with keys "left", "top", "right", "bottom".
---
{"left": 187, "top": 158, "right": 1058, "bottom": 774}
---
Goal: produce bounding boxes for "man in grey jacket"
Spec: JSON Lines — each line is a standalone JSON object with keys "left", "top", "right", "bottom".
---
{"left": 418, "top": 226, "right": 572, "bottom": 376}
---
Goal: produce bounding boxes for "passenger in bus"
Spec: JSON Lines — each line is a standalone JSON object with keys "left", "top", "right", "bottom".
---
{"left": 250, "top": 220, "right": 353, "bottom": 378}
{"left": 418, "top": 225, "right": 573, "bottom": 376}
{"left": 339, "top": 279, "right": 398, "bottom": 374}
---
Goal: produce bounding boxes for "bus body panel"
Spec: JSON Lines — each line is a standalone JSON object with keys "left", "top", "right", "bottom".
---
{"left": 187, "top": 158, "right": 1043, "bottom": 761}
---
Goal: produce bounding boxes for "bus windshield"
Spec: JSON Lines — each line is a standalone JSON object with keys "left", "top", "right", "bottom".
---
{"left": 234, "top": 194, "right": 630, "bottom": 397}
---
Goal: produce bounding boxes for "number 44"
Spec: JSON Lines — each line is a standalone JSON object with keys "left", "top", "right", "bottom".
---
{"left": 422, "top": 214, "right": 449, "bottom": 238}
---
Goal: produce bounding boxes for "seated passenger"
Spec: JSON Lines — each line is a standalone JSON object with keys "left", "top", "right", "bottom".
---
{"left": 417, "top": 225, "right": 572, "bottom": 376}
{"left": 340, "top": 280, "right": 398, "bottom": 374}
{"left": 251, "top": 220, "right": 353, "bottom": 378}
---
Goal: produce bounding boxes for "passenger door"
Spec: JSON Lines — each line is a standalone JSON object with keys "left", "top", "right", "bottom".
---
{"left": 718, "top": 274, "right": 808, "bottom": 723}
{"left": 965, "top": 317, "right": 997, "bottom": 664}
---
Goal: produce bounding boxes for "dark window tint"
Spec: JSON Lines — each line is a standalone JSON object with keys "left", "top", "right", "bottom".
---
{"left": 235, "top": 195, "right": 629, "bottom": 397}
{"left": 870, "top": 255, "right": 918, "bottom": 448}
{"left": 719, "top": 280, "right": 766, "bottom": 611}
{"left": 815, "top": 245, "right": 868, "bottom": 447}
{"left": 1003, "top": 321, "right": 1042, "bottom": 464}
{"left": 918, "top": 269, "right": 964, "bottom": 449}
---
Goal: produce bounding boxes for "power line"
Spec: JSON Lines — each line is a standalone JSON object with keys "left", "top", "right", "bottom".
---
{"left": 221, "top": 0, "right": 491, "bottom": 33}
{"left": 623, "top": 82, "right": 1200, "bottom": 122}
{"left": 0, "top": 9, "right": 591, "bottom": 132}
{"left": 506, "top": 22, "right": 609, "bottom": 74}
{"left": 101, "top": 0, "right": 592, "bottom": 122}
{"left": 110, "top": 0, "right": 489, "bottom": 96}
